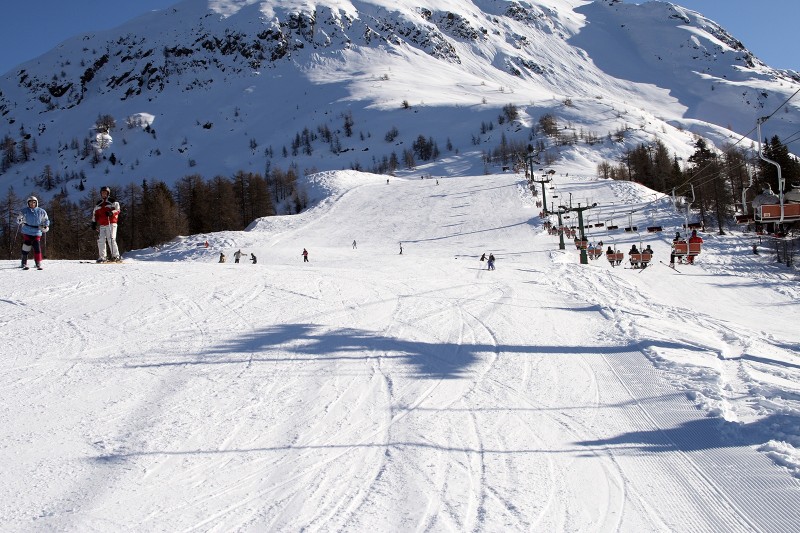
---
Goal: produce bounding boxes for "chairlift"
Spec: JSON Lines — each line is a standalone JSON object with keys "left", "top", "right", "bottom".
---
{"left": 673, "top": 185, "right": 703, "bottom": 231}
{"left": 644, "top": 202, "right": 662, "bottom": 232}
{"left": 604, "top": 231, "right": 623, "bottom": 267}
{"left": 753, "top": 119, "right": 800, "bottom": 225}
{"left": 671, "top": 229, "right": 702, "bottom": 264}
{"left": 623, "top": 211, "right": 638, "bottom": 232}
{"left": 604, "top": 207, "right": 619, "bottom": 230}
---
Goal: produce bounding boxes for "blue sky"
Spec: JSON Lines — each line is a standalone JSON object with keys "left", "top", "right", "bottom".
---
{"left": 0, "top": 1, "right": 798, "bottom": 75}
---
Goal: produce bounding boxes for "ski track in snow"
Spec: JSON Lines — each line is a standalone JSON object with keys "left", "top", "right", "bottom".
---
{"left": 1, "top": 171, "right": 799, "bottom": 532}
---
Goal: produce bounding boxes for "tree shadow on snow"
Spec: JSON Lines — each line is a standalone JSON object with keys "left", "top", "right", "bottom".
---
{"left": 125, "top": 325, "right": 710, "bottom": 382}
{"left": 575, "top": 413, "right": 800, "bottom": 453}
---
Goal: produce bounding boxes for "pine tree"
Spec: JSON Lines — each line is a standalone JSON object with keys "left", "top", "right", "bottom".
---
{"left": 760, "top": 135, "right": 800, "bottom": 192}
{"left": 209, "top": 176, "right": 238, "bottom": 231}
{"left": 0, "top": 187, "right": 21, "bottom": 259}
{"left": 686, "top": 138, "right": 721, "bottom": 229}
{"left": 175, "top": 174, "right": 212, "bottom": 235}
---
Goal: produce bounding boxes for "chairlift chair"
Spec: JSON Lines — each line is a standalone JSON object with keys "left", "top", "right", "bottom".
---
{"left": 754, "top": 120, "right": 800, "bottom": 226}
{"left": 627, "top": 232, "right": 652, "bottom": 269}
{"left": 623, "top": 211, "right": 638, "bottom": 232}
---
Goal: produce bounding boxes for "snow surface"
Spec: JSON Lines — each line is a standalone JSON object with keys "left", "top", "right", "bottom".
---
{"left": 2, "top": 166, "right": 799, "bottom": 531}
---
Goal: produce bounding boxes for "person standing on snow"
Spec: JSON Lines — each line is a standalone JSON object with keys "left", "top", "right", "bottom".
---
{"left": 233, "top": 249, "right": 243, "bottom": 263}
{"left": 302, "top": 248, "right": 309, "bottom": 262}
{"left": 18, "top": 196, "right": 50, "bottom": 270}
{"left": 487, "top": 253, "right": 495, "bottom": 270}
{"left": 92, "top": 186, "right": 121, "bottom": 262}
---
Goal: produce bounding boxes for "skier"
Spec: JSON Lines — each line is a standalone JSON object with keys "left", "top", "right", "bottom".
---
{"left": 670, "top": 232, "right": 685, "bottom": 266}
{"left": 629, "top": 244, "right": 640, "bottom": 268}
{"left": 250, "top": 253, "right": 257, "bottom": 264}
{"left": 352, "top": 240, "right": 357, "bottom": 249}
{"left": 233, "top": 249, "right": 243, "bottom": 263}
{"left": 302, "top": 248, "right": 309, "bottom": 262}
{"left": 92, "top": 186, "right": 121, "bottom": 262}
{"left": 18, "top": 196, "right": 50, "bottom": 270}
{"left": 687, "top": 230, "right": 703, "bottom": 264}
{"left": 487, "top": 253, "right": 495, "bottom": 270}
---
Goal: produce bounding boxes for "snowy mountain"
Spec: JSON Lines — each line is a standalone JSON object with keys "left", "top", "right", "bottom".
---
{"left": 1, "top": 0, "right": 799, "bottom": 198}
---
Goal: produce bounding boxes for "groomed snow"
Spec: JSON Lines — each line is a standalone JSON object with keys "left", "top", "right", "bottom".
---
{"left": 1, "top": 169, "right": 799, "bottom": 531}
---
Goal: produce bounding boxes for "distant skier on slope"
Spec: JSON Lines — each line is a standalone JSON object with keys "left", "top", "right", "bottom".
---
{"left": 487, "top": 253, "right": 495, "bottom": 270}
{"left": 302, "top": 248, "right": 309, "bottom": 262}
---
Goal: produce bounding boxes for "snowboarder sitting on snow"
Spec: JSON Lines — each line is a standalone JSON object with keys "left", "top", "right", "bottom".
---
{"left": 219, "top": 252, "right": 226, "bottom": 263}
{"left": 250, "top": 253, "right": 257, "bottom": 264}
{"left": 92, "top": 186, "right": 122, "bottom": 263}
{"left": 18, "top": 196, "right": 50, "bottom": 270}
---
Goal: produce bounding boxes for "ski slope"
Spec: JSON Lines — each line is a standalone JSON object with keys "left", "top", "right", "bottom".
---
{"left": 1, "top": 170, "right": 799, "bottom": 531}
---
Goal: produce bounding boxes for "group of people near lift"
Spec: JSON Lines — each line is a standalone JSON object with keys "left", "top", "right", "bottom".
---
{"left": 597, "top": 228, "right": 703, "bottom": 269}
{"left": 670, "top": 230, "right": 703, "bottom": 266}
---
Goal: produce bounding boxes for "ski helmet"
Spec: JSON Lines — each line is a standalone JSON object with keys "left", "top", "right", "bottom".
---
{"left": 100, "top": 186, "right": 111, "bottom": 196}
{"left": 26, "top": 196, "right": 38, "bottom": 207}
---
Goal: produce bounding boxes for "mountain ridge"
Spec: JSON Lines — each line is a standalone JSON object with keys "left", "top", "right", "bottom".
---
{"left": 0, "top": 0, "right": 798, "bottom": 198}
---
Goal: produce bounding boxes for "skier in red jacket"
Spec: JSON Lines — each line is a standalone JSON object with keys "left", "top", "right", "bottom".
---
{"left": 92, "top": 186, "right": 122, "bottom": 262}
{"left": 687, "top": 230, "right": 703, "bottom": 264}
